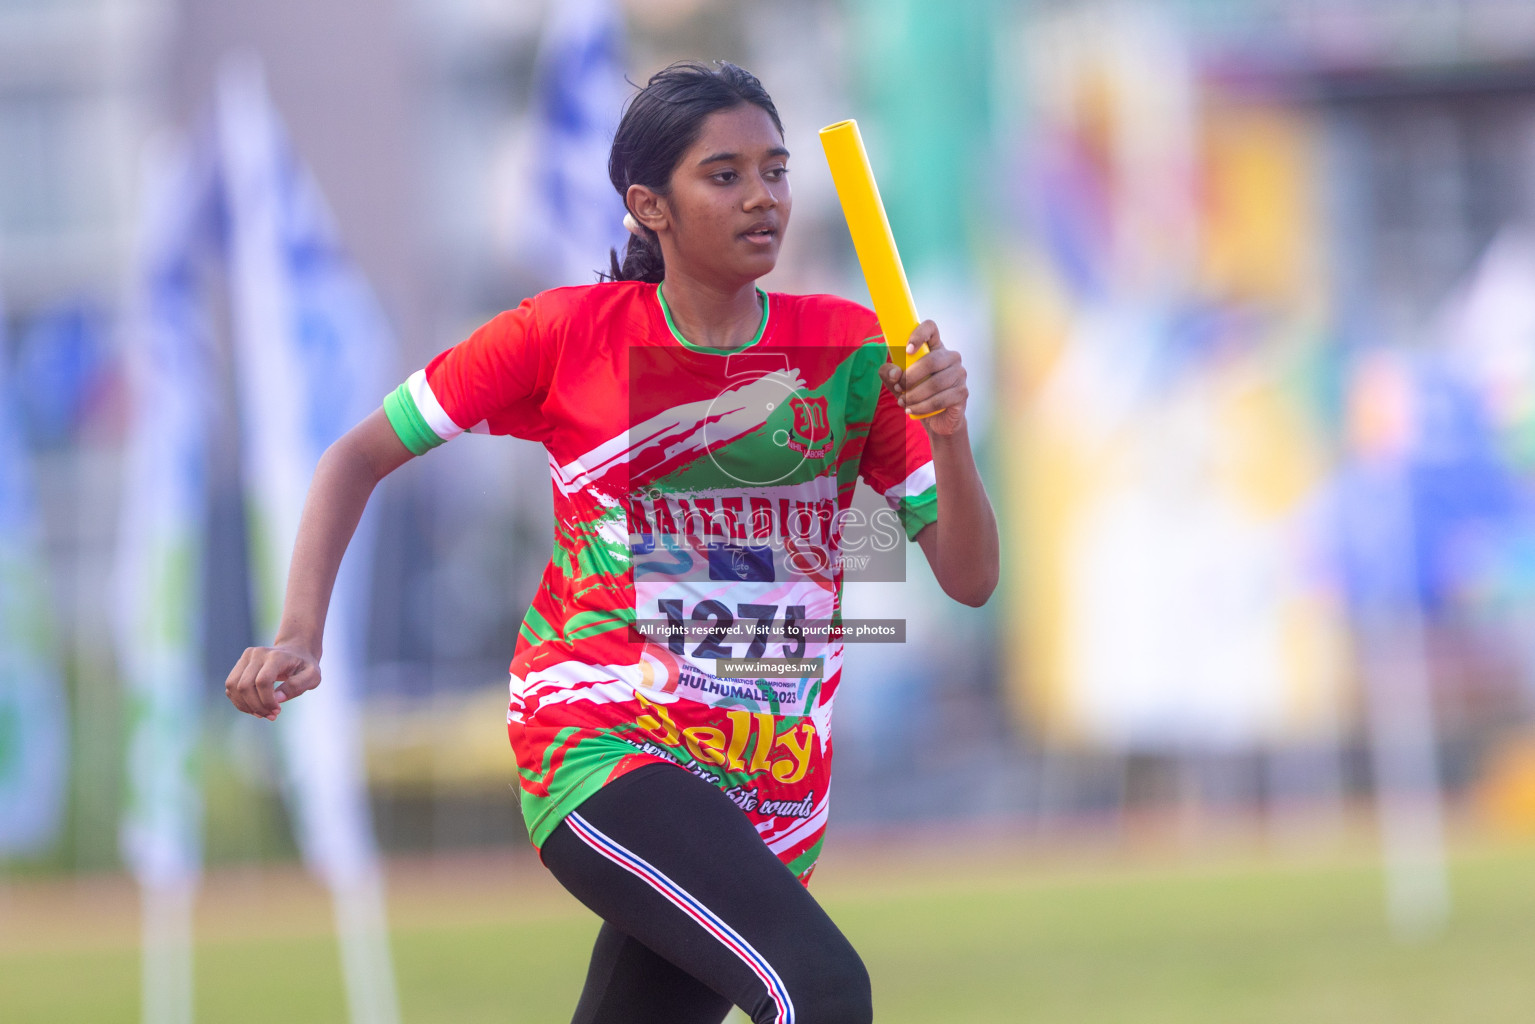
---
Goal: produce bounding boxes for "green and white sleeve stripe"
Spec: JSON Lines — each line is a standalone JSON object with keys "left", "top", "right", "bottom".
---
{"left": 883, "top": 462, "right": 938, "bottom": 540}
{"left": 383, "top": 370, "right": 463, "bottom": 456}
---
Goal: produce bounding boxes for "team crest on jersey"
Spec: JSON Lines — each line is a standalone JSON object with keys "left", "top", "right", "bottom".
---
{"left": 787, "top": 395, "right": 832, "bottom": 458}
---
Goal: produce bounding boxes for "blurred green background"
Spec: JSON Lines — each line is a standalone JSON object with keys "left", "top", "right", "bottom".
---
{"left": 9, "top": 834, "right": 1535, "bottom": 1022}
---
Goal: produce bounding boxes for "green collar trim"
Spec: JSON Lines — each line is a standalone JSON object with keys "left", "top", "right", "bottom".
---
{"left": 657, "top": 282, "right": 770, "bottom": 354}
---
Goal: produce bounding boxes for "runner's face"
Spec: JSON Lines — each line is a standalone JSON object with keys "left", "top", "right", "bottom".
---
{"left": 663, "top": 104, "right": 791, "bottom": 286}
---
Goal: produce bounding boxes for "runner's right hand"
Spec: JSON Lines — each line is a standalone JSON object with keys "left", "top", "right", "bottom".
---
{"left": 225, "top": 644, "right": 321, "bottom": 721}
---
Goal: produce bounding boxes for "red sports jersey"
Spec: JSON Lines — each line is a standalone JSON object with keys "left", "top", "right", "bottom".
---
{"left": 384, "top": 280, "right": 937, "bottom": 881}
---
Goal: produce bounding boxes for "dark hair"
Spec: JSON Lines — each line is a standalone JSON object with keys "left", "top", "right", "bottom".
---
{"left": 604, "top": 61, "right": 784, "bottom": 283}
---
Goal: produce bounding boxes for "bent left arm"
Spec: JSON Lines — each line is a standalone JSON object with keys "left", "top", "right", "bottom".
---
{"left": 883, "top": 321, "right": 1000, "bottom": 607}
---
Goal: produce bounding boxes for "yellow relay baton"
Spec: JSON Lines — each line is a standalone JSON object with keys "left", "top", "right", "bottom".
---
{"left": 819, "top": 118, "right": 936, "bottom": 419}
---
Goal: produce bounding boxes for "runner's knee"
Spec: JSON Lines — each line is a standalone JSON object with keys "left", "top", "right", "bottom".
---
{"left": 770, "top": 947, "right": 871, "bottom": 1024}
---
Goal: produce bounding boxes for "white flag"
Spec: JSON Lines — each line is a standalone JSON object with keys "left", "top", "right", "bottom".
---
{"left": 116, "top": 129, "right": 218, "bottom": 891}
{"left": 528, "top": 0, "right": 630, "bottom": 286}
{"left": 217, "top": 57, "right": 399, "bottom": 1024}
{"left": 115, "top": 128, "right": 222, "bottom": 1024}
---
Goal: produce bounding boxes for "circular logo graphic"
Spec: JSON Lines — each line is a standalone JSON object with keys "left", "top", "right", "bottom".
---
{"left": 702, "top": 372, "right": 809, "bottom": 486}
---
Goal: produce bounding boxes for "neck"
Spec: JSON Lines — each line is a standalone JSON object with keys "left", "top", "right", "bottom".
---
{"left": 659, "top": 268, "right": 762, "bottom": 350}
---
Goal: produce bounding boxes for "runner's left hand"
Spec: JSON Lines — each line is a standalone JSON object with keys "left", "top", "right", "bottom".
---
{"left": 881, "top": 320, "right": 968, "bottom": 437}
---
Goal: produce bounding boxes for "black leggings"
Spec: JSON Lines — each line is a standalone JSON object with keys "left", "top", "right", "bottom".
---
{"left": 540, "top": 762, "right": 871, "bottom": 1024}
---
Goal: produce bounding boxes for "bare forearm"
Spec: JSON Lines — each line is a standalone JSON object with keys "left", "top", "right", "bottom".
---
{"left": 272, "top": 409, "right": 412, "bottom": 654}
{"left": 226, "top": 409, "right": 413, "bottom": 719}
{"left": 273, "top": 442, "right": 382, "bottom": 654}
{"left": 925, "top": 421, "right": 999, "bottom": 606}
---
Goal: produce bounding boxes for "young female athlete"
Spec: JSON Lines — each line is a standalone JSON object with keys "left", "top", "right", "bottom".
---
{"left": 225, "top": 61, "right": 998, "bottom": 1024}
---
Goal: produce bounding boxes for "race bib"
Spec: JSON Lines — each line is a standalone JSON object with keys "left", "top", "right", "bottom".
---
{"left": 631, "top": 530, "right": 836, "bottom": 716}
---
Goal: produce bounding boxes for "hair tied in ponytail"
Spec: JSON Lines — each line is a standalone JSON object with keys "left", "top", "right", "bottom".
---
{"left": 599, "top": 60, "right": 783, "bottom": 284}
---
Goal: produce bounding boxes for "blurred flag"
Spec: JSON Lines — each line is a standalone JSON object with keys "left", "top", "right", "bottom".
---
{"left": 0, "top": 291, "right": 71, "bottom": 858}
{"left": 116, "top": 58, "right": 401, "bottom": 1024}
{"left": 1441, "top": 229, "right": 1535, "bottom": 475}
{"left": 1437, "top": 229, "right": 1535, "bottom": 609}
{"left": 526, "top": 0, "right": 629, "bottom": 286}
{"left": 1336, "top": 350, "right": 1451, "bottom": 937}
{"left": 16, "top": 302, "right": 111, "bottom": 448}
{"left": 115, "top": 127, "right": 221, "bottom": 1024}
{"left": 217, "top": 58, "right": 399, "bottom": 1024}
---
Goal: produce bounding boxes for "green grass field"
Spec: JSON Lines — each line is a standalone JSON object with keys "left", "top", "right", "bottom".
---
{"left": 5, "top": 832, "right": 1534, "bottom": 1022}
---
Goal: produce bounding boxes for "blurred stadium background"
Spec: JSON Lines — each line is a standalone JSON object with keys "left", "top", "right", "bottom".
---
{"left": 9, "top": 0, "right": 1535, "bottom": 1019}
